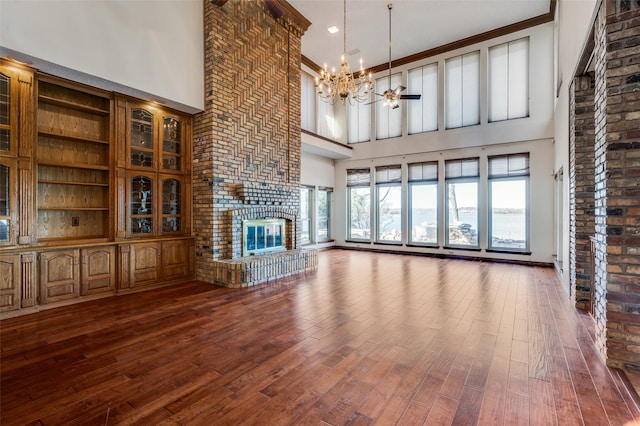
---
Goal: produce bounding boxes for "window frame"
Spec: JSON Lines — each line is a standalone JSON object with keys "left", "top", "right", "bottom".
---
{"left": 300, "top": 71, "right": 317, "bottom": 134}
{"left": 488, "top": 37, "right": 530, "bottom": 123}
{"left": 487, "top": 153, "right": 531, "bottom": 253}
{"left": 300, "top": 185, "right": 314, "bottom": 245}
{"left": 408, "top": 161, "right": 439, "bottom": 247}
{"left": 347, "top": 168, "right": 372, "bottom": 242}
{"left": 317, "top": 187, "right": 332, "bottom": 242}
{"left": 375, "top": 72, "right": 403, "bottom": 141}
{"left": 445, "top": 51, "right": 480, "bottom": 129}
{"left": 375, "top": 165, "right": 402, "bottom": 244}
{"left": 444, "top": 158, "right": 480, "bottom": 249}
{"left": 407, "top": 63, "right": 439, "bottom": 135}
{"left": 347, "top": 99, "right": 371, "bottom": 144}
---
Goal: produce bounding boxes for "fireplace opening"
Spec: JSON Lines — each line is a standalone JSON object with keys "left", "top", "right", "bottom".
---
{"left": 243, "top": 218, "right": 286, "bottom": 256}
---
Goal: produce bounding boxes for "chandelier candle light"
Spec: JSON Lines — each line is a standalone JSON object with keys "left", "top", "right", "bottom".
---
{"left": 315, "top": 0, "right": 373, "bottom": 104}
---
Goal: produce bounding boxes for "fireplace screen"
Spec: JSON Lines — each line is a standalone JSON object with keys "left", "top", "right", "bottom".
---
{"left": 243, "top": 218, "right": 286, "bottom": 256}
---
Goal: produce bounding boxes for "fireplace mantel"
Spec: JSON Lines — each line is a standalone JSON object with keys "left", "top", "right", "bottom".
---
{"left": 237, "top": 182, "right": 297, "bottom": 204}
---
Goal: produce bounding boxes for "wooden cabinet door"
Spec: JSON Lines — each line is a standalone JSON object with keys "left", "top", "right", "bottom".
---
{"left": 0, "top": 254, "right": 20, "bottom": 312}
{"left": 39, "top": 249, "right": 80, "bottom": 303}
{"left": 81, "top": 246, "right": 115, "bottom": 296}
{"left": 161, "top": 240, "right": 189, "bottom": 281}
{"left": 130, "top": 242, "right": 161, "bottom": 288}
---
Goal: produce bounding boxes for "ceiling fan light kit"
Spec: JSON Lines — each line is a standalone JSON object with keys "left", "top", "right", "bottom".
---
{"left": 315, "top": 0, "right": 374, "bottom": 105}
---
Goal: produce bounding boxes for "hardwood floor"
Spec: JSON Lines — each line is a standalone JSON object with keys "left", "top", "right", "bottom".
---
{"left": 1, "top": 249, "right": 639, "bottom": 425}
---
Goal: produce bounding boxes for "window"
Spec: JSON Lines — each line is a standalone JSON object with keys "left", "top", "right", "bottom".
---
{"left": 376, "top": 165, "right": 402, "bottom": 243}
{"left": 445, "top": 158, "right": 479, "bottom": 248}
{"left": 317, "top": 96, "right": 336, "bottom": 140}
{"left": 317, "top": 187, "right": 332, "bottom": 241}
{"left": 348, "top": 99, "right": 371, "bottom": 144}
{"left": 347, "top": 168, "right": 371, "bottom": 240}
{"left": 301, "top": 72, "right": 317, "bottom": 133}
{"left": 489, "top": 38, "right": 529, "bottom": 122}
{"left": 445, "top": 51, "right": 480, "bottom": 129}
{"left": 376, "top": 73, "right": 402, "bottom": 140}
{"left": 409, "top": 161, "right": 438, "bottom": 245}
{"left": 300, "top": 186, "right": 313, "bottom": 244}
{"left": 408, "top": 63, "right": 438, "bottom": 134}
{"left": 488, "top": 153, "right": 529, "bottom": 251}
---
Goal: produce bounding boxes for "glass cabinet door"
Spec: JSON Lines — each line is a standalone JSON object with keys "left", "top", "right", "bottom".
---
{"left": 162, "top": 117, "right": 182, "bottom": 172}
{"left": 0, "top": 72, "right": 11, "bottom": 153}
{"left": 130, "top": 175, "right": 154, "bottom": 234}
{"left": 0, "top": 163, "right": 10, "bottom": 242}
{"left": 130, "top": 108, "right": 154, "bottom": 168}
{"left": 161, "top": 177, "right": 182, "bottom": 233}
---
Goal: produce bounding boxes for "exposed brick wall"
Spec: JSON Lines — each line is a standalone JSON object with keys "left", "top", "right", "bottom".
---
{"left": 590, "top": 0, "right": 640, "bottom": 371}
{"left": 593, "top": 2, "right": 609, "bottom": 362}
{"left": 193, "top": 0, "right": 307, "bottom": 282}
{"left": 603, "top": 0, "right": 640, "bottom": 372}
{"left": 570, "top": 75, "right": 596, "bottom": 311}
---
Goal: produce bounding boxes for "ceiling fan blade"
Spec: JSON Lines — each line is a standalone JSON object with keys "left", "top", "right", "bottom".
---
{"left": 364, "top": 99, "right": 383, "bottom": 106}
{"left": 393, "top": 85, "right": 406, "bottom": 95}
{"left": 399, "top": 94, "right": 421, "bottom": 100}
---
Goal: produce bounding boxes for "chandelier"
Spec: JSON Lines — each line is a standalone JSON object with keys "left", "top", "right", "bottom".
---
{"left": 315, "top": 0, "right": 373, "bottom": 105}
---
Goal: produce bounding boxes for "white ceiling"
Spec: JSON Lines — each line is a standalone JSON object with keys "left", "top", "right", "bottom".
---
{"left": 289, "top": 0, "right": 551, "bottom": 71}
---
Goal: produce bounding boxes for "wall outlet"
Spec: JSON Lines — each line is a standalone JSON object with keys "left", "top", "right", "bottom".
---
{"left": 72, "top": 217, "right": 80, "bottom": 226}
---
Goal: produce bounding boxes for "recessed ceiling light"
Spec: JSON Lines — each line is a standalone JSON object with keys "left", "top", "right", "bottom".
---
{"left": 327, "top": 26, "right": 339, "bottom": 34}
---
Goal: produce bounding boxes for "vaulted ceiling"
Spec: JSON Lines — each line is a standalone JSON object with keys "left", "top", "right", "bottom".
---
{"left": 289, "top": 0, "right": 553, "bottom": 72}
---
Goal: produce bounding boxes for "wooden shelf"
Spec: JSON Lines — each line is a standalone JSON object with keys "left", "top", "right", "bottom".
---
{"left": 38, "top": 207, "right": 109, "bottom": 211}
{"left": 38, "top": 95, "right": 110, "bottom": 115}
{"left": 37, "top": 160, "right": 110, "bottom": 171}
{"left": 38, "top": 130, "right": 109, "bottom": 146}
{"left": 38, "top": 180, "right": 109, "bottom": 187}
{"left": 37, "top": 235, "right": 109, "bottom": 244}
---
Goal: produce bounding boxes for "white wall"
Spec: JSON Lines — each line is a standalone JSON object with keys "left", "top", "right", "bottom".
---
{"left": 301, "top": 152, "right": 335, "bottom": 189}
{"left": 553, "top": 0, "right": 599, "bottom": 290}
{"left": 0, "top": 0, "right": 204, "bottom": 113}
{"left": 331, "top": 23, "right": 557, "bottom": 263}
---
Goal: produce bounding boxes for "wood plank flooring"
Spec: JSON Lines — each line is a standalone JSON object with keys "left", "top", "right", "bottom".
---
{"left": 2, "top": 249, "right": 639, "bottom": 425}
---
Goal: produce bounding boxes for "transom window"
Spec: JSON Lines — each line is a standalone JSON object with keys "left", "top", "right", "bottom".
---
{"left": 489, "top": 38, "right": 529, "bottom": 122}
{"left": 445, "top": 51, "right": 480, "bottom": 129}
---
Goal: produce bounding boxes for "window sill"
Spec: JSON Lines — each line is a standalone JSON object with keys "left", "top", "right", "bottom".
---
{"left": 406, "top": 243, "right": 439, "bottom": 248}
{"left": 374, "top": 242, "right": 402, "bottom": 246}
{"left": 486, "top": 249, "right": 531, "bottom": 255}
{"left": 443, "top": 246, "right": 482, "bottom": 252}
{"left": 346, "top": 240, "right": 371, "bottom": 244}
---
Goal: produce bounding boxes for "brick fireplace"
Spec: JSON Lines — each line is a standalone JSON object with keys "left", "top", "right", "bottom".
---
{"left": 192, "top": 0, "right": 316, "bottom": 287}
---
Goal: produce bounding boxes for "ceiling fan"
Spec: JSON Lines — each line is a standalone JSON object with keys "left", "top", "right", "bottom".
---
{"left": 370, "top": 3, "right": 421, "bottom": 109}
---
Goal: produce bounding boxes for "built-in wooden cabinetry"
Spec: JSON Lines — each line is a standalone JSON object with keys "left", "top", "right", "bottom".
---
{"left": 36, "top": 79, "right": 112, "bottom": 242}
{"left": 0, "top": 59, "right": 195, "bottom": 317}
